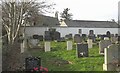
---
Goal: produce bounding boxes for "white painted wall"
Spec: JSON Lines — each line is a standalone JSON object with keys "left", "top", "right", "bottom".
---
{"left": 22, "top": 27, "right": 118, "bottom": 37}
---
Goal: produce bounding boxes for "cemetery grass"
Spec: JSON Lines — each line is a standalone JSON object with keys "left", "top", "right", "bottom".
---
{"left": 29, "top": 41, "right": 104, "bottom": 71}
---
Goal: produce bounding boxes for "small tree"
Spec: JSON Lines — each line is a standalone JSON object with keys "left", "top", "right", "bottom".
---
{"left": 1, "top": 0, "right": 55, "bottom": 45}
{"left": 60, "top": 8, "right": 73, "bottom": 20}
{"left": 1, "top": 0, "right": 55, "bottom": 71}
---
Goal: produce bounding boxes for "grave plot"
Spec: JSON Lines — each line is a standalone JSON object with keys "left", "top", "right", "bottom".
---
{"left": 103, "top": 44, "right": 120, "bottom": 71}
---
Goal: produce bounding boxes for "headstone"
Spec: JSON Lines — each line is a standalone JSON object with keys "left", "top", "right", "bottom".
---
{"left": 99, "top": 40, "right": 112, "bottom": 55}
{"left": 33, "top": 35, "right": 39, "bottom": 39}
{"left": 65, "top": 34, "right": 72, "bottom": 40}
{"left": 76, "top": 43, "right": 88, "bottom": 57}
{"left": 44, "top": 42, "right": 51, "bottom": 52}
{"left": 67, "top": 41, "right": 72, "bottom": 50}
{"left": 25, "top": 57, "right": 41, "bottom": 71}
{"left": 89, "top": 30, "right": 94, "bottom": 35}
{"left": 54, "top": 31, "right": 60, "bottom": 40}
{"left": 103, "top": 44, "right": 120, "bottom": 71}
{"left": 111, "top": 36, "right": 118, "bottom": 44}
{"left": 74, "top": 34, "right": 82, "bottom": 43}
{"left": 106, "top": 31, "right": 111, "bottom": 38}
{"left": 82, "top": 34, "right": 87, "bottom": 41}
{"left": 87, "top": 39, "right": 93, "bottom": 48}
{"left": 115, "top": 34, "right": 118, "bottom": 37}
{"left": 21, "top": 43, "right": 24, "bottom": 53}
{"left": 78, "top": 29, "right": 82, "bottom": 34}
{"left": 44, "top": 36, "right": 52, "bottom": 41}
{"left": 104, "top": 37, "right": 109, "bottom": 40}
{"left": 38, "top": 35, "right": 43, "bottom": 41}
{"left": 88, "top": 34, "right": 96, "bottom": 42}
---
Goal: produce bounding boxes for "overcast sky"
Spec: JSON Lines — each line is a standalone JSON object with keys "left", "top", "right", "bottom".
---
{"left": 43, "top": 0, "right": 120, "bottom": 21}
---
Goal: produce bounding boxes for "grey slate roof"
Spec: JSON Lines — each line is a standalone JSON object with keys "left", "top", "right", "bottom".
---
{"left": 64, "top": 20, "right": 119, "bottom": 28}
{"left": 35, "top": 15, "right": 60, "bottom": 27}
{"left": 29, "top": 15, "right": 119, "bottom": 28}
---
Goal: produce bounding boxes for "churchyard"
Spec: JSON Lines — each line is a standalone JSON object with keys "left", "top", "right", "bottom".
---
{"left": 19, "top": 28, "right": 120, "bottom": 71}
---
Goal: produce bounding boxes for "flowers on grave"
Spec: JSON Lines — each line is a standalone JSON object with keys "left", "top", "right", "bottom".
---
{"left": 31, "top": 66, "right": 48, "bottom": 73}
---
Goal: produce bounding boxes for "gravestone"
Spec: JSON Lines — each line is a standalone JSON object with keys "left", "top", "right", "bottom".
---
{"left": 106, "top": 31, "right": 111, "bottom": 38}
{"left": 111, "top": 36, "right": 118, "bottom": 44}
{"left": 65, "top": 34, "right": 72, "bottom": 40}
{"left": 33, "top": 35, "right": 39, "bottom": 39}
{"left": 74, "top": 34, "right": 82, "bottom": 43}
{"left": 88, "top": 34, "right": 96, "bottom": 42}
{"left": 82, "top": 34, "right": 87, "bottom": 41}
{"left": 88, "top": 30, "right": 95, "bottom": 42}
{"left": 103, "top": 44, "right": 120, "bottom": 71}
{"left": 78, "top": 29, "right": 82, "bottom": 34}
{"left": 25, "top": 57, "right": 41, "bottom": 71}
{"left": 67, "top": 41, "right": 72, "bottom": 50}
{"left": 87, "top": 39, "right": 93, "bottom": 49}
{"left": 38, "top": 35, "right": 43, "bottom": 41}
{"left": 54, "top": 31, "right": 60, "bottom": 40}
{"left": 89, "top": 30, "right": 94, "bottom": 35}
{"left": 76, "top": 43, "right": 88, "bottom": 57}
{"left": 104, "top": 37, "right": 109, "bottom": 40}
{"left": 44, "top": 42, "right": 51, "bottom": 52}
{"left": 99, "top": 40, "right": 112, "bottom": 55}
{"left": 115, "top": 34, "right": 118, "bottom": 37}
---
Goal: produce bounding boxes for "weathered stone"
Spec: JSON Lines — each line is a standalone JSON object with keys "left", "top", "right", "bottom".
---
{"left": 44, "top": 42, "right": 51, "bottom": 52}
{"left": 76, "top": 43, "right": 88, "bottom": 57}
{"left": 99, "top": 40, "right": 112, "bottom": 55}
{"left": 67, "top": 41, "right": 72, "bottom": 50}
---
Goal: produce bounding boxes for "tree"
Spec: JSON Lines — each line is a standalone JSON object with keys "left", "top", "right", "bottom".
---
{"left": 60, "top": 8, "right": 73, "bottom": 20}
{"left": 1, "top": 0, "right": 55, "bottom": 44}
{"left": 1, "top": 0, "right": 55, "bottom": 71}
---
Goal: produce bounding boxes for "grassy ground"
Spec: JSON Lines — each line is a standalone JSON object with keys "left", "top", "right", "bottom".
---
{"left": 29, "top": 41, "right": 104, "bottom": 71}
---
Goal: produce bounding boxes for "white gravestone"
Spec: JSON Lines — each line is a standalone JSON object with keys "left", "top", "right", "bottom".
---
{"left": 104, "top": 37, "right": 109, "bottom": 40}
{"left": 103, "top": 44, "right": 120, "bottom": 71}
{"left": 67, "top": 41, "right": 72, "bottom": 50}
{"left": 87, "top": 39, "right": 93, "bottom": 48}
{"left": 44, "top": 42, "right": 51, "bottom": 52}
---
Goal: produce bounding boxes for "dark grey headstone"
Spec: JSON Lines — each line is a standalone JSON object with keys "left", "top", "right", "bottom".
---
{"left": 54, "top": 31, "right": 61, "bottom": 40}
{"left": 89, "top": 30, "right": 94, "bottom": 35}
{"left": 106, "top": 31, "right": 111, "bottom": 38}
{"left": 44, "top": 36, "right": 52, "bottom": 41}
{"left": 65, "top": 34, "right": 72, "bottom": 40}
{"left": 76, "top": 44, "right": 88, "bottom": 58}
{"left": 78, "top": 29, "right": 82, "bottom": 34}
{"left": 38, "top": 35, "right": 43, "bottom": 41}
{"left": 25, "top": 57, "right": 41, "bottom": 71}
{"left": 33, "top": 35, "right": 39, "bottom": 39}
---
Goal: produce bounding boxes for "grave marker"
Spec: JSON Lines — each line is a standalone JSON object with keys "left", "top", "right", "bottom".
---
{"left": 99, "top": 40, "right": 112, "bottom": 55}
{"left": 76, "top": 43, "right": 88, "bottom": 57}
{"left": 87, "top": 39, "right": 93, "bottom": 48}
{"left": 103, "top": 44, "right": 120, "bottom": 71}
{"left": 67, "top": 41, "right": 72, "bottom": 50}
{"left": 44, "top": 42, "right": 51, "bottom": 52}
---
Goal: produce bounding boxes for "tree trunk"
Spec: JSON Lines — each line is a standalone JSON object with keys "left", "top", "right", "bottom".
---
{"left": 2, "top": 37, "right": 24, "bottom": 71}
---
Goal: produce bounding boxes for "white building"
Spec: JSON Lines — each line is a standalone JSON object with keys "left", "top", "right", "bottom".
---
{"left": 21, "top": 15, "right": 119, "bottom": 37}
